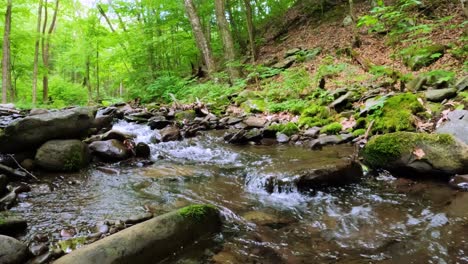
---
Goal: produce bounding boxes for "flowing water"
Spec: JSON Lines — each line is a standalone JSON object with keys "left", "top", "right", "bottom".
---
{"left": 9, "top": 120, "right": 468, "bottom": 263}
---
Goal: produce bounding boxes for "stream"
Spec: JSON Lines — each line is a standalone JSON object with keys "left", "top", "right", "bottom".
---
{"left": 9, "top": 120, "right": 468, "bottom": 263}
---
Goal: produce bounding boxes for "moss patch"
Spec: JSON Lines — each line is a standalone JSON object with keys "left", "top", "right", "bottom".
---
{"left": 320, "top": 122, "right": 342, "bottom": 134}
{"left": 178, "top": 204, "right": 217, "bottom": 221}
{"left": 362, "top": 132, "right": 455, "bottom": 168}
{"left": 64, "top": 145, "right": 85, "bottom": 171}
{"left": 369, "top": 93, "right": 424, "bottom": 133}
{"left": 298, "top": 105, "right": 332, "bottom": 128}
{"left": 268, "top": 123, "right": 299, "bottom": 136}
{"left": 352, "top": 128, "right": 366, "bottom": 137}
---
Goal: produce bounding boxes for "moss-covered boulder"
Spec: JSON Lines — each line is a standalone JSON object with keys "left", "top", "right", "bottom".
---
{"left": 362, "top": 132, "right": 468, "bottom": 177}
{"left": 54, "top": 205, "right": 221, "bottom": 264}
{"left": 403, "top": 44, "right": 445, "bottom": 71}
{"left": 298, "top": 105, "right": 332, "bottom": 128}
{"left": 240, "top": 99, "right": 267, "bottom": 113}
{"left": 369, "top": 93, "right": 425, "bottom": 133}
{"left": 35, "top": 140, "right": 90, "bottom": 172}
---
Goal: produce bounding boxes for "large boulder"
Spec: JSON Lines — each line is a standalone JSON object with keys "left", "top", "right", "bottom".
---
{"left": 35, "top": 140, "right": 90, "bottom": 171}
{"left": 0, "top": 107, "right": 95, "bottom": 153}
{"left": 89, "top": 139, "right": 131, "bottom": 162}
{"left": 436, "top": 110, "right": 468, "bottom": 144}
{"left": 362, "top": 132, "right": 468, "bottom": 177}
{"left": 424, "top": 88, "right": 457, "bottom": 102}
{"left": 0, "top": 235, "right": 30, "bottom": 264}
{"left": 54, "top": 205, "right": 221, "bottom": 264}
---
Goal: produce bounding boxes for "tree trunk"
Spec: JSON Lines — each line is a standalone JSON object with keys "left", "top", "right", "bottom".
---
{"left": 349, "top": 0, "right": 361, "bottom": 48}
{"left": 184, "top": 0, "right": 215, "bottom": 76}
{"left": 42, "top": 0, "right": 60, "bottom": 104}
{"left": 2, "top": 0, "right": 13, "bottom": 103}
{"left": 227, "top": 0, "right": 247, "bottom": 52}
{"left": 243, "top": 0, "right": 256, "bottom": 62}
{"left": 32, "top": 0, "right": 44, "bottom": 105}
{"left": 85, "top": 56, "right": 92, "bottom": 100}
{"left": 96, "top": 43, "right": 100, "bottom": 99}
{"left": 215, "top": 0, "right": 240, "bottom": 80}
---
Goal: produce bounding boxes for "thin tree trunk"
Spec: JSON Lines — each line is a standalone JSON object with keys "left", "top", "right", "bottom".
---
{"left": 215, "top": 0, "right": 240, "bottom": 80}
{"left": 243, "top": 0, "right": 256, "bottom": 62}
{"left": 227, "top": 0, "right": 247, "bottom": 51}
{"left": 42, "top": 0, "right": 60, "bottom": 103}
{"left": 85, "top": 56, "right": 92, "bottom": 100}
{"left": 2, "top": 0, "right": 13, "bottom": 103}
{"left": 32, "top": 0, "right": 44, "bottom": 105}
{"left": 349, "top": 0, "right": 361, "bottom": 48}
{"left": 184, "top": 0, "right": 215, "bottom": 76}
{"left": 96, "top": 42, "right": 100, "bottom": 99}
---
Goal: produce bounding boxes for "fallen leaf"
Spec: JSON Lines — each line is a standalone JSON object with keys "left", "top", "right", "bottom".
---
{"left": 413, "top": 148, "right": 425, "bottom": 160}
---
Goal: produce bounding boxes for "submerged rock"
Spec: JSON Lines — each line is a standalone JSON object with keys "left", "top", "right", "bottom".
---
{"left": 0, "top": 107, "right": 95, "bottom": 153}
{"left": 449, "top": 174, "right": 468, "bottom": 191}
{"left": 35, "top": 140, "right": 90, "bottom": 171}
{"left": 362, "top": 132, "right": 468, "bottom": 177}
{"left": 0, "top": 235, "right": 30, "bottom": 264}
{"left": 53, "top": 205, "right": 221, "bottom": 264}
{"left": 89, "top": 139, "right": 131, "bottom": 162}
{"left": 160, "top": 126, "right": 181, "bottom": 142}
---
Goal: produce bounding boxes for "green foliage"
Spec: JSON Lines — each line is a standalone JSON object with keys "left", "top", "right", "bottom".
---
{"left": 422, "top": 70, "right": 456, "bottom": 86}
{"left": 268, "top": 122, "right": 299, "bottom": 136}
{"left": 49, "top": 76, "right": 89, "bottom": 108}
{"left": 298, "top": 104, "right": 332, "bottom": 128}
{"left": 320, "top": 122, "right": 342, "bottom": 134}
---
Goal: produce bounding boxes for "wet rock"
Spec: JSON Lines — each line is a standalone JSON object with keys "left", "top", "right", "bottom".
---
{"left": 60, "top": 228, "right": 76, "bottom": 239}
{"left": 0, "top": 107, "right": 95, "bottom": 153}
{"left": 135, "top": 143, "right": 151, "bottom": 158}
{"left": 124, "top": 212, "right": 153, "bottom": 225}
{"left": 362, "top": 132, "right": 468, "bottom": 177}
{"left": 295, "top": 160, "right": 363, "bottom": 190}
{"left": 243, "top": 116, "right": 267, "bottom": 128}
{"left": 54, "top": 205, "right": 221, "bottom": 264}
{"left": 0, "top": 190, "right": 17, "bottom": 210}
{"left": 309, "top": 134, "right": 353, "bottom": 149}
{"left": 148, "top": 116, "right": 171, "bottom": 130}
{"left": 95, "top": 222, "right": 109, "bottom": 234}
{"left": 124, "top": 114, "right": 149, "bottom": 124}
{"left": 27, "top": 251, "right": 54, "bottom": 264}
{"left": 449, "top": 174, "right": 468, "bottom": 191}
{"left": 424, "top": 88, "right": 457, "bottom": 102}
{"left": 276, "top": 133, "right": 289, "bottom": 143}
{"left": 92, "top": 115, "right": 113, "bottom": 132}
{"left": 436, "top": 110, "right": 468, "bottom": 144}
{"left": 0, "top": 235, "right": 30, "bottom": 263}
{"left": 89, "top": 139, "right": 131, "bottom": 162}
{"left": 0, "top": 217, "right": 27, "bottom": 236}
{"left": 220, "top": 116, "right": 243, "bottom": 126}
{"left": 35, "top": 140, "right": 90, "bottom": 172}
{"left": 243, "top": 211, "right": 295, "bottom": 229}
{"left": 160, "top": 126, "right": 181, "bottom": 142}
{"left": 85, "top": 129, "right": 133, "bottom": 144}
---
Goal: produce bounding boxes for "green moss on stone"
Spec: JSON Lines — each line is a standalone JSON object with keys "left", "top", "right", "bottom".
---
{"left": 320, "top": 122, "right": 343, "bottom": 134}
{"left": 362, "top": 132, "right": 455, "bottom": 168}
{"left": 268, "top": 123, "right": 299, "bottom": 136}
{"left": 370, "top": 93, "right": 425, "bottom": 133}
{"left": 352, "top": 128, "right": 366, "bottom": 137}
{"left": 178, "top": 204, "right": 217, "bottom": 221}
{"left": 175, "top": 110, "right": 196, "bottom": 121}
{"left": 64, "top": 145, "right": 85, "bottom": 171}
{"left": 298, "top": 105, "right": 332, "bottom": 128}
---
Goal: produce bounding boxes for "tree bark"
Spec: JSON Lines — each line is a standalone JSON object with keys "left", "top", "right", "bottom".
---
{"left": 215, "top": 0, "right": 240, "bottom": 80}
{"left": 32, "top": 0, "right": 44, "bottom": 105}
{"left": 243, "top": 0, "right": 256, "bottom": 62}
{"left": 42, "top": 0, "right": 60, "bottom": 104}
{"left": 184, "top": 0, "right": 215, "bottom": 76}
{"left": 2, "top": 0, "right": 13, "bottom": 103}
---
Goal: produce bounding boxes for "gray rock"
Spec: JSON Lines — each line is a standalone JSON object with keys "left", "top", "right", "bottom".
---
{"left": 92, "top": 115, "right": 113, "bottom": 132}
{"left": 296, "top": 160, "right": 363, "bottom": 190}
{"left": 276, "top": 133, "right": 290, "bottom": 143}
{"left": 160, "top": 126, "right": 181, "bottom": 142}
{"left": 342, "top": 15, "right": 353, "bottom": 27}
{"left": 407, "top": 76, "right": 428, "bottom": 91}
{"left": 285, "top": 48, "right": 301, "bottom": 57}
{"left": 272, "top": 56, "right": 296, "bottom": 69}
{"left": 0, "top": 107, "right": 95, "bottom": 153}
{"left": 329, "top": 91, "right": 353, "bottom": 108}
{"left": 309, "top": 134, "right": 353, "bottom": 149}
{"left": 35, "top": 140, "right": 90, "bottom": 172}
{"left": 0, "top": 235, "right": 29, "bottom": 264}
{"left": 84, "top": 130, "right": 133, "bottom": 144}
{"left": 148, "top": 116, "right": 171, "bottom": 130}
{"left": 29, "top": 109, "right": 49, "bottom": 116}
{"left": 89, "top": 139, "right": 131, "bottom": 162}
{"left": 436, "top": 110, "right": 468, "bottom": 144}
{"left": 303, "top": 127, "right": 321, "bottom": 138}
{"left": 455, "top": 75, "right": 468, "bottom": 91}
{"left": 243, "top": 116, "right": 267, "bottom": 128}
{"left": 425, "top": 88, "right": 457, "bottom": 102}
{"left": 53, "top": 206, "right": 221, "bottom": 264}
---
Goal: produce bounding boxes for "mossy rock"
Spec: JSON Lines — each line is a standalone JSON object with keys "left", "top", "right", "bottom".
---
{"left": 370, "top": 93, "right": 424, "bottom": 133}
{"left": 320, "top": 122, "right": 342, "bottom": 135}
{"left": 268, "top": 123, "right": 299, "bottom": 136}
{"left": 403, "top": 44, "right": 445, "bottom": 71}
{"left": 240, "top": 99, "right": 267, "bottom": 113}
{"left": 35, "top": 140, "right": 90, "bottom": 172}
{"left": 298, "top": 105, "right": 332, "bottom": 128}
{"left": 362, "top": 132, "right": 468, "bottom": 177}
{"left": 174, "top": 110, "right": 196, "bottom": 122}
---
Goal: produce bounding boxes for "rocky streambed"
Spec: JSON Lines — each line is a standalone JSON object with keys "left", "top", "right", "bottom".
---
{"left": 0, "top": 103, "right": 467, "bottom": 263}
